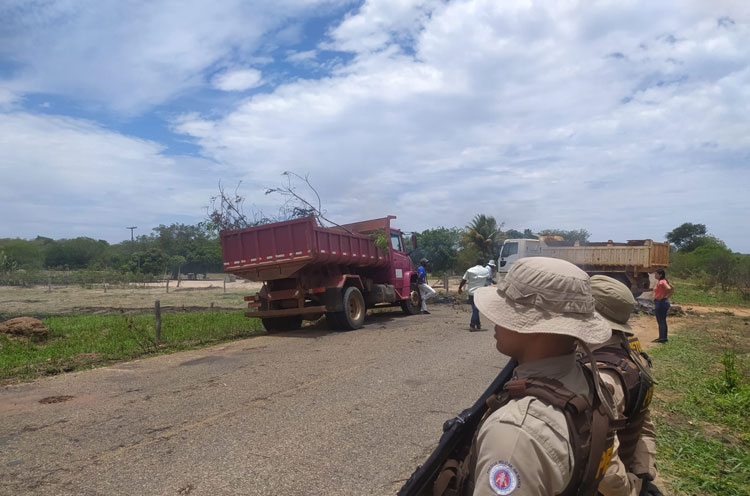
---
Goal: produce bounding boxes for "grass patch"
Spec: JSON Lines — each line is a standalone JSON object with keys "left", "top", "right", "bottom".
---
{"left": 648, "top": 314, "right": 750, "bottom": 494}
{"left": 0, "top": 310, "right": 263, "bottom": 383}
{"left": 670, "top": 278, "right": 750, "bottom": 307}
{"left": 654, "top": 419, "right": 750, "bottom": 495}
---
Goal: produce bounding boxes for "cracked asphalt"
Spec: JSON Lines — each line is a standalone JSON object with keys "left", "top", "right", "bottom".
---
{"left": 0, "top": 303, "right": 507, "bottom": 495}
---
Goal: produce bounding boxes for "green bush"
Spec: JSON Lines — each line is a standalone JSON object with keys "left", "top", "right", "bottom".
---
{"left": 0, "top": 268, "right": 161, "bottom": 286}
{"left": 670, "top": 245, "right": 750, "bottom": 300}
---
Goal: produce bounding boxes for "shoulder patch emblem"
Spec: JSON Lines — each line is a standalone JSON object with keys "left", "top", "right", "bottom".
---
{"left": 488, "top": 461, "right": 520, "bottom": 495}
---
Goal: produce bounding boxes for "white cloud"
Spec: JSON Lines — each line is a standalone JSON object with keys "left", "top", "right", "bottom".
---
{"left": 212, "top": 69, "right": 263, "bottom": 91}
{"left": 2, "top": 0, "right": 750, "bottom": 252}
{"left": 0, "top": 112, "right": 218, "bottom": 241}
{"left": 325, "top": 0, "right": 442, "bottom": 53}
{"left": 0, "top": 0, "right": 351, "bottom": 113}
{"left": 0, "top": 87, "right": 21, "bottom": 110}
{"left": 286, "top": 50, "right": 318, "bottom": 64}
{"left": 174, "top": 0, "right": 750, "bottom": 251}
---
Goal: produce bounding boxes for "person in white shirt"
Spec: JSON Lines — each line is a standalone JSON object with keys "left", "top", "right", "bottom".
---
{"left": 458, "top": 259, "right": 491, "bottom": 331}
{"left": 485, "top": 259, "right": 497, "bottom": 286}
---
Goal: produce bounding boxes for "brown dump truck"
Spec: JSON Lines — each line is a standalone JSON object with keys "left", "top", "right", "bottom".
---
{"left": 497, "top": 237, "right": 670, "bottom": 295}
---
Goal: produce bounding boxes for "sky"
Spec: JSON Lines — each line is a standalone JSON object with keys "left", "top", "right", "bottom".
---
{"left": 1, "top": 0, "right": 749, "bottom": 252}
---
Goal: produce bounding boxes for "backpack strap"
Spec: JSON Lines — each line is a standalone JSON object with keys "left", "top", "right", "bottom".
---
{"left": 504, "top": 375, "right": 613, "bottom": 496}
{"left": 433, "top": 373, "right": 614, "bottom": 496}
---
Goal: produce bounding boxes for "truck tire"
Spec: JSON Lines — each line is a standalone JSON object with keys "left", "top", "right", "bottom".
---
{"left": 329, "top": 287, "right": 366, "bottom": 331}
{"left": 400, "top": 283, "right": 421, "bottom": 315}
{"left": 262, "top": 316, "right": 303, "bottom": 333}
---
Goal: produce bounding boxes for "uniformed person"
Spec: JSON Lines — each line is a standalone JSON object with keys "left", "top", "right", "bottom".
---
{"left": 469, "top": 257, "right": 615, "bottom": 496}
{"left": 588, "top": 276, "right": 662, "bottom": 496}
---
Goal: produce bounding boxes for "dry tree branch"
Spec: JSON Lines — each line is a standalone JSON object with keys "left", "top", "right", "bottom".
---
{"left": 208, "top": 172, "right": 348, "bottom": 233}
{"left": 207, "top": 180, "right": 250, "bottom": 231}
{"left": 265, "top": 171, "right": 353, "bottom": 234}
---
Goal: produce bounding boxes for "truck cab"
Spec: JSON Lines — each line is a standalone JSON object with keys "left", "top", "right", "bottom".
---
{"left": 497, "top": 239, "right": 542, "bottom": 275}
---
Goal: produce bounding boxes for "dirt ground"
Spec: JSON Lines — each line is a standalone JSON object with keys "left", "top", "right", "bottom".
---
{"left": 0, "top": 280, "right": 263, "bottom": 317}
{"left": 5, "top": 274, "right": 747, "bottom": 321}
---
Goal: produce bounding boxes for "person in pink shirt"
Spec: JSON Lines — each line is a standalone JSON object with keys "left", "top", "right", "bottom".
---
{"left": 653, "top": 269, "right": 674, "bottom": 343}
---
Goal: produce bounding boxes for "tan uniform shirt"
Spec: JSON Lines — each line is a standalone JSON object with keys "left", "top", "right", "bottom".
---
{"left": 472, "top": 354, "right": 593, "bottom": 496}
{"left": 591, "top": 333, "right": 657, "bottom": 496}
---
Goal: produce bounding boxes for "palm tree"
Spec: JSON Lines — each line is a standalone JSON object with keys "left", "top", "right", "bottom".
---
{"left": 463, "top": 214, "right": 504, "bottom": 260}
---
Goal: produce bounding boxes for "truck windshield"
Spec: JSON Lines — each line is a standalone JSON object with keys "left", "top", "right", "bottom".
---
{"left": 501, "top": 242, "right": 518, "bottom": 257}
{"left": 390, "top": 232, "right": 403, "bottom": 252}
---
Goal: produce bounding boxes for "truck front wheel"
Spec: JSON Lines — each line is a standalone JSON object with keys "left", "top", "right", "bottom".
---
{"left": 262, "top": 316, "right": 303, "bottom": 333}
{"left": 400, "top": 283, "right": 421, "bottom": 315}
{"left": 329, "top": 287, "right": 366, "bottom": 331}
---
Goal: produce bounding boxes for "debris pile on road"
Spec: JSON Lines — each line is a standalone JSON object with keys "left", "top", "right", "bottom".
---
{"left": 431, "top": 295, "right": 459, "bottom": 305}
{"left": 634, "top": 298, "right": 685, "bottom": 317}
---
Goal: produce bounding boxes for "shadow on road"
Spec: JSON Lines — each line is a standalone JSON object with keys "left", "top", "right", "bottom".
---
{"left": 265, "top": 307, "right": 423, "bottom": 339}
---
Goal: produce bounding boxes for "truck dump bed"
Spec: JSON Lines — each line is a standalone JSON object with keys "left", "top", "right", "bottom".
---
{"left": 220, "top": 215, "right": 389, "bottom": 282}
{"left": 540, "top": 239, "right": 669, "bottom": 272}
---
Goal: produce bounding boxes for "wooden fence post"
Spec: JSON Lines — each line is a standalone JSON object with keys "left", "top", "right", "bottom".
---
{"left": 166, "top": 279, "right": 170, "bottom": 293}
{"left": 444, "top": 274, "right": 449, "bottom": 292}
{"left": 223, "top": 278, "right": 227, "bottom": 293}
{"left": 103, "top": 280, "right": 107, "bottom": 293}
{"left": 155, "top": 300, "right": 162, "bottom": 343}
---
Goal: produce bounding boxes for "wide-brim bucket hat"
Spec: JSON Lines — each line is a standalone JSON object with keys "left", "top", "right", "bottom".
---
{"left": 474, "top": 257, "right": 611, "bottom": 345}
{"left": 590, "top": 275, "right": 635, "bottom": 334}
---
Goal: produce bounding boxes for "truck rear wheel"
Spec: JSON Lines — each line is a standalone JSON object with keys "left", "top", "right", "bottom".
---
{"left": 328, "top": 287, "right": 366, "bottom": 331}
{"left": 262, "top": 316, "right": 303, "bottom": 333}
{"left": 400, "top": 283, "right": 421, "bottom": 315}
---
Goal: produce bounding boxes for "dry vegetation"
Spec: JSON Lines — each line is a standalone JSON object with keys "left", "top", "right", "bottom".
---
{"left": 0, "top": 279, "right": 262, "bottom": 318}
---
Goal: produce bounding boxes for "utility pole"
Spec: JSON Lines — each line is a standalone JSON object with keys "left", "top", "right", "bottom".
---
{"left": 126, "top": 226, "right": 137, "bottom": 241}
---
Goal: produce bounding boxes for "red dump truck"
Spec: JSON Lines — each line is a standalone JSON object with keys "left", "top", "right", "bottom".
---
{"left": 220, "top": 215, "right": 422, "bottom": 331}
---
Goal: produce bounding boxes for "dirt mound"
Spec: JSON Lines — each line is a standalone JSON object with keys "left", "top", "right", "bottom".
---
{"left": 0, "top": 317, "right": 49, "bottom": 338}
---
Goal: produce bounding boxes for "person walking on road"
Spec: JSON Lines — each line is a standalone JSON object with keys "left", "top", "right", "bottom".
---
{"left": 485, "top": 259, "right": 497, "bottom": 286}
{"left": 588, "top": 275, "right": 662, "bottom": 496}
{"left": 652, "top": 269, "right": 673, "bottom": 343}
{"left": 458, "top": 259, "right": 491, "bottom": 331}
{"left": 455, "top": 257, "right": 615, "bottom": 495}
{"left": 417, "top": 258, "right": 437, "bottom": 314}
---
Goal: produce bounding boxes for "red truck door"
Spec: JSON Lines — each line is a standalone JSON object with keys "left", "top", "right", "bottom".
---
{"left": 389, "top": 230, "right": 414, "bottom": 298}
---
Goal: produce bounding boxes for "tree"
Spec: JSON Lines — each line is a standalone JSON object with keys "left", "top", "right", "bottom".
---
{"left": 0, "top": 239, "right": 43, "bottom": 269}
{"left": 127, "top": 248, "right": 169, "bottom": 275}
{"left": 666, "top": 223, "right": 708, "bottom": 251}
{"left": 462, "top": 214, "right": 504, "bottom": 259}
{"left": 455, "top": 244, "right": 483, "bottom": 272}
{"left": 504, "top": 228, "right": 537, "bottom": 240}
{"left": 410, "top": 227, "right": 461, "bottom": 274}
{"left": 0, "top": 250, "right": 19, "bottom": 273}
{"left": 169, "top": 255, "right": 187, "bottom": 279}
{"left": 147, "top": 223, "right": 222, "bottom": 277}
{"left": 43, "top": 237, "right": 109, "bottom": 269}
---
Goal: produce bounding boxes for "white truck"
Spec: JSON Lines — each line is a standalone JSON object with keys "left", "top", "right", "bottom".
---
{"left": 496, "top": 237, "right": 670, "bottom": 296}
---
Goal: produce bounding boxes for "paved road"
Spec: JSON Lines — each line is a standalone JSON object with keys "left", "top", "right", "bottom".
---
{"left": 0, "top": 304, "right": 507, "bottom": 496}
